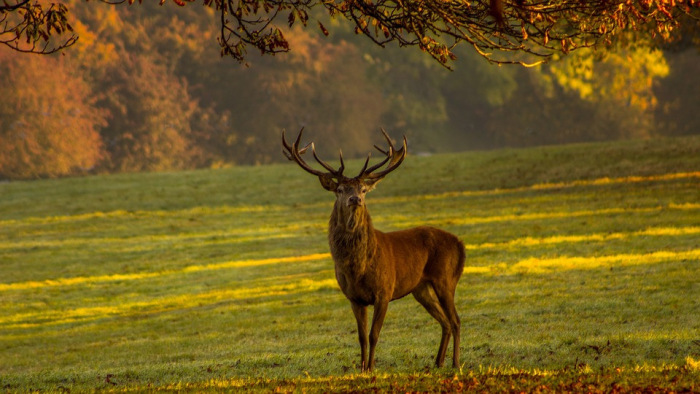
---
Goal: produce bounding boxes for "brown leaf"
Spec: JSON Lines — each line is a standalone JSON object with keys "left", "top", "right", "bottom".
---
{"left": 318, "top": 21, "right": 329, "bottom": 36}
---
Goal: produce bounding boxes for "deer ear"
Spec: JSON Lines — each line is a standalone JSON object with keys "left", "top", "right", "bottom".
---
{"left": 364, "top": 177, "right": 382, "bottom": 190}
{"left": 318, "top": 174, "right": 338, "bottom": 192}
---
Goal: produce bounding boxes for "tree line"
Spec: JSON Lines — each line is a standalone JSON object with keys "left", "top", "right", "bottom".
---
{"left": 0, "top": 0, "right": 698, "bottom": 180}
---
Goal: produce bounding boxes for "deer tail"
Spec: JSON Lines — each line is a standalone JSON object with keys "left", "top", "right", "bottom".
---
{"left": 455, "top": 240, "right": 466, "bottom": 279}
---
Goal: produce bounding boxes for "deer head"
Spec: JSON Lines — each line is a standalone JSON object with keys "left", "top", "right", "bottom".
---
{"left": 283, "top": 128, "right": 406, "bottom": 209}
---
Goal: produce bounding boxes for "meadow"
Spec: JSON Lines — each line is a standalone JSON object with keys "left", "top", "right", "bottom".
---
{"left": 0, "top": 135, "right": 699, "bottom": 392}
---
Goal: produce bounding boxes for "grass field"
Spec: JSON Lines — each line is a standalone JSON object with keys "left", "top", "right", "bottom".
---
{"left": 1, "top": 136, "right": 699, "bottom": 392}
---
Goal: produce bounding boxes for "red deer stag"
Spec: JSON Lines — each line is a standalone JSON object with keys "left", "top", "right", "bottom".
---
{"left": 282, "top": 128, "right": 465, "bottom": 371}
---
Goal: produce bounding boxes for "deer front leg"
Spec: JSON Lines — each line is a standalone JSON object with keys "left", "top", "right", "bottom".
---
{"left": 350, "top": 302, "right": 369, "bottom": 371}
{"left": 367, "top": 299, "right": 389, "bottom": 371}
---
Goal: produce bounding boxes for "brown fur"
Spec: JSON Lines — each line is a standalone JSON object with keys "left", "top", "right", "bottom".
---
{"left": 327, "top": 179, "right": 465, "bottom": 371}
{"left": 283, "top": 129, "right": 465, "bottom": 371}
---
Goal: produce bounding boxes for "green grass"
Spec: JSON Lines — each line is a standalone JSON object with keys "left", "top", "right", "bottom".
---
{"left": 1, "top": 135, "right": 699, "bottom": 392}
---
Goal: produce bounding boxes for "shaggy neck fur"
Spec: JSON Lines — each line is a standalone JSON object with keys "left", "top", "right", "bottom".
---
{"left": 328, "top": 201, "right": 377, "bottom": 275}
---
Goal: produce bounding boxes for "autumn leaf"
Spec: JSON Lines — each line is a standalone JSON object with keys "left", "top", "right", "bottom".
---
{"left": 318, "top": 21, "right": 329, "bottom": 36}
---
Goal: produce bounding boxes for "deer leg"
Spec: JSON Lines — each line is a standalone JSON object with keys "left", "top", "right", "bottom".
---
{"left": 434, "top": 286, "right": 461, "bottom": 368}
{"left": 367, "top": 299, "right": 389, "bottom": 371}
{"left": 350, "top": 302, "right": 369, "bottom": 372}
{"left": 412, "top": 282, "right": 451, "bottom": 367}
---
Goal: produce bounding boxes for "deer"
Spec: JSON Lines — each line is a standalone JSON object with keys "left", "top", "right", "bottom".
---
{"left": 282, "top": 128, "right": 466, "bottom": 372}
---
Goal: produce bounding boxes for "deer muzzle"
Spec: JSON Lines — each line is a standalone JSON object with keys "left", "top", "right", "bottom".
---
{"left": 348, "top": 196, "right": 362, "bottom": 207}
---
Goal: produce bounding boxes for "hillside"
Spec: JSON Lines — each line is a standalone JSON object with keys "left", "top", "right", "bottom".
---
{"left": 0, "top": 135, "right": 698, "bottom": 391}
{"left": 2, "top": 135, "right": 698, "bottom": 219}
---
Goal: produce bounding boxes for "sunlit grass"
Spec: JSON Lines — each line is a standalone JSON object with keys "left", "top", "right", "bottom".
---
{"left": 508, "top": 249, "right": 700, "bottom": 273}
{"left": 0, "top": 253, "right": 331, "bottom": 292}
{"left": 374, "top": 171, "right": 700, "bottom": 204}
{"left": 378, "top": 202, "right": 699, "bottom": 229}
{"left": 3, "top": 225, "right": 696, "bottom": 291}
{"left": 463, "top": 225, "right": 700, "bottom": 250}
{"left": 0, "top": 136, "right": 698, "bottom": 391}
{"left": 0, "top": 277, "right": 338, "bottom": 329}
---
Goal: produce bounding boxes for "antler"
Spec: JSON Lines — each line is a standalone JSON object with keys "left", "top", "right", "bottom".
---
{"left": 282, "top": 128, "right": 345, "bottom": 178}
{"left": 357, "top": 128, "right": 407, "bottom": 180}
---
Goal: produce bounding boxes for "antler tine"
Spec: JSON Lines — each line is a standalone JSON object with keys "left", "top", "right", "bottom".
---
{"left": 281, "top": 127, "right": 305, "bottom": 155}
{"left": 281, "top": 128, "right": 298, "bottom": 160}
{"left": 374, "top": 128, "right": 394, "bottom": 156}
{"left": 358, "top": 152, "right": 372, "bottom": 175}
{"left": 358, "top": 128, "right": 400, "bottom": 178}
{"left": 374, "top": 145, "right": 390, "bottom": 156}
{"left": 283, "top": 141, "right": 311, "bottom": 160}
{"left": 298, "top": 142, "right": 312, "bottom": 155}
{"left": 360, "top": 151, "right": 392, "bottom": 177}
{"left": 311, "top": 144, "right": 344, "bottom": 177}
{"left": 338, "top": 150, "right": 345, "bottom": 176}
{"left": 362, "top": 133, "right": 407, "bottom": 180}
{"left": 282, "top": 128, "right": 332, "bottom": 178}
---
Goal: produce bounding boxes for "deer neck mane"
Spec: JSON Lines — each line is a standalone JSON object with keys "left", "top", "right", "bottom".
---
{"left": 328, "top": 201, "right": 377, "bottom": 272}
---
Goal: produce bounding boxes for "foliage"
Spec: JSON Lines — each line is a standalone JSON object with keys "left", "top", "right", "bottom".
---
{"left": 0, "top": 135, "right": 698, "bottom": 391}
{"left": 0, "top": 0, "right": 698, "bottom": 179}
{"left": 213, "top": 27, "right": 388, "bottom": 163}
{"left": 2, "top": 0, "right": 699, "bottom": 66}
{"left": 0, "top": 47, "right": 106, "bottom": 179}
{"left": 98, "top": 53, "right": 201, "bottom": 172}
{"left": 653, "top": 47, "right": 700, "bottom": 137}
{"left": 151, "top": 0, "right": 700, "bottom": 67}
{"left": 0, "top": 0, "right": 77, "bottom": 53}
{"left": 548, "top": 44, "right": 670, "bottom": 138}
{"left": 434, "top": 42, "right": 681, "bottom": 150}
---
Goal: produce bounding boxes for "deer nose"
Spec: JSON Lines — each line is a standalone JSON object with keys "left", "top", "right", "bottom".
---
{"left": 348, "top": 196, "right": 362, "bottom": 206}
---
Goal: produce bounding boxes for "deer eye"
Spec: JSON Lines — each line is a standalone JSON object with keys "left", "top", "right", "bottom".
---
{"left": 361, "top": 188, "right": 367, "bottom": 193}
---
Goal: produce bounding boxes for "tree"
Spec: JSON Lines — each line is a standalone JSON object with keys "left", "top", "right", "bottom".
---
{"left": 0, "top": 0, "right": 77, "bottom": 53}
{"left": 157, "top": 0, "right": 700, "bottom": 67}
{"left": 547, "top": 44, "right": 670, "bottom": 139}
{"left": 0, "top": 47, "right": 105, "bottom": 179}
{"left": 97, "top": 52, "right": 200, "bottom": 172}
{"left": 2, "top": 0, "right": 698, "bottom": 66}
{"left": 1, "top": 0, "right": 696, "bottom": 179}
{"left": 188, "top": 26, "right": 388, "bottom": 165}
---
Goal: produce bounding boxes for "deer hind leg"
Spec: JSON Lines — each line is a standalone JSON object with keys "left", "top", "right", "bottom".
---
{"left": 350, "top": 302, "right": 369, "bottom": 372}
{"left": 433, "top": 284, "right": 461, "bottom": 368}
{"left": 412, "top": 282, "right": 452, "bottom": 367}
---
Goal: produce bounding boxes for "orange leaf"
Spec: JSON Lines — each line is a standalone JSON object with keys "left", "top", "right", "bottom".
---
{"left": 318, "top": 21, "right": 329, "bottom": 36}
